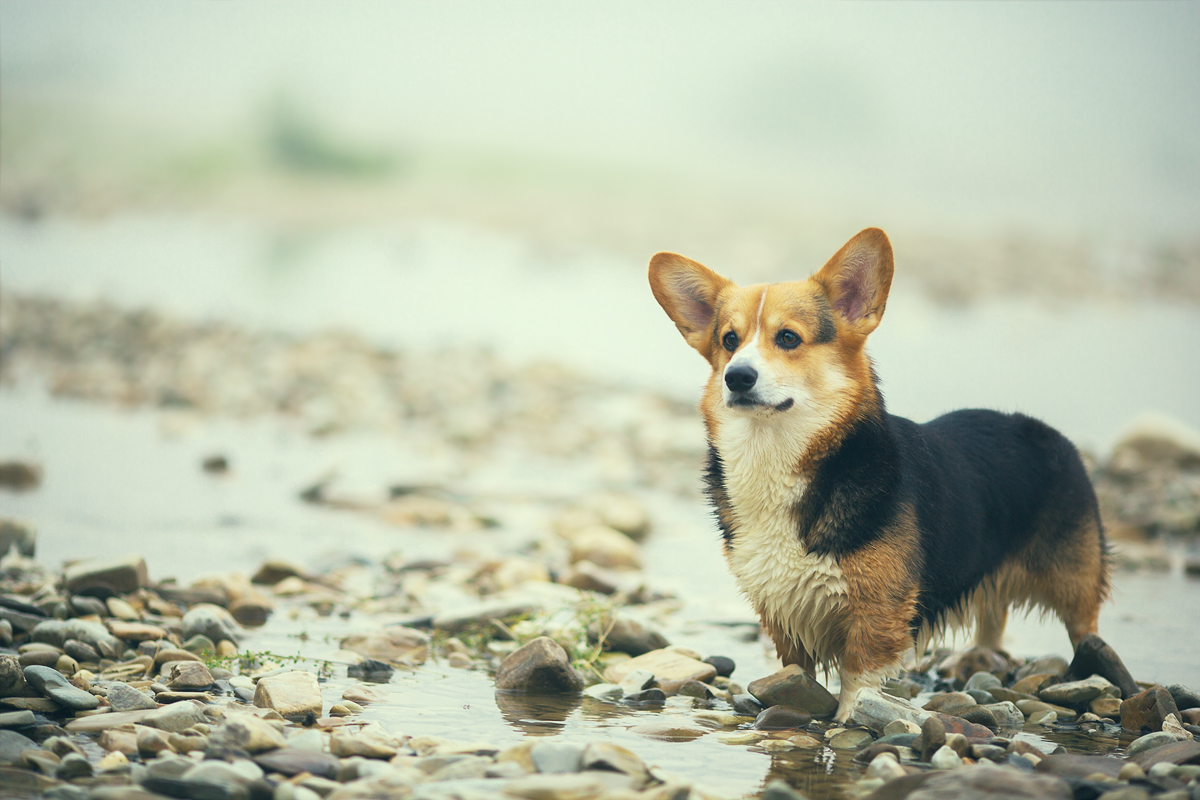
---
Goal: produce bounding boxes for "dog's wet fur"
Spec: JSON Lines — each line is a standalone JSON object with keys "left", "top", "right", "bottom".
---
{"left": 649, "top": 228, "right": 1109, "bottom": 720}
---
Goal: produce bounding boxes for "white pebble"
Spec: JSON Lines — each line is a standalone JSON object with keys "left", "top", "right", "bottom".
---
{"left": 930, "top": 745, "right": 963, "bottom": 770}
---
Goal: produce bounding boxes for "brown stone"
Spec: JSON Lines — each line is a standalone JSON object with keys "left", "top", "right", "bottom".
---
{"left": 1012, "top": 674, "right": 1058, "bottom": 695}
{"left": 495, "top": 637, "right": 584, "bottom": 694}
{"left": 63, "top": 555, "right": 149, "bottom": 595}
{"left": 339, "top": 627, "right": 429, "bottom": 665}
{"left": 1121, "top": 685, "right": 1179, "bottom": 733}
{"left": 1130, "top": 739, "right": 1200, "bottom": 769}
{"left": 253, "top": 671, "right": 322, "bottom": 720}
{"left": 108, "top": 622, "right": 167, "bottom": 642}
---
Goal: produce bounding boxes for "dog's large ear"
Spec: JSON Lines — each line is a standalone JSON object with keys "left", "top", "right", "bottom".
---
{"left": 649, "top": 252, "right": 732, "bottom": 360}
{"left": 813, "top": 228, "right": 894, "bottom": 337}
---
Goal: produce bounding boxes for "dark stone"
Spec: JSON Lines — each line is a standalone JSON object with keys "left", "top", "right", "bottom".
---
{"left": 589, "top": 616, "right": 669, "bottom": 656}
{"left": 956, "top": 706, "right": 998, "bottom": 728}
{"left": 142, "top": 776, "right": 250, "bottom": 800}
{"left": 182, "top": 606, "right": 240, "bottom": 646}
{"left": 17, "top": 650, "right": 60, "bottom": 669}
{"left": 0, "top": 608, "right": 45, "bottom": 634}
{"left": 494, "top": 637, "right": 583, "bottom": 694}
{"left": 54, "top": 753, "right": 93, "bottom": 780}
{"left": 703, "top": 655, "right": 735, "bottom": 678}
{"left": 747, "top": 665, "right": 838, "bottom": 719}
{"left": 68, "top": 596, "right": 108, "bottom": 618}
{"left": 752, "top": 705, "right": 812, "bottom": 730}
{"left": 1167, "top": 684, "right": 1200, "bottom": 711}
{"left": 253, "top": 748, "right": 342, "bottom": 779}
{"left": 62, "top": 640, "right": 101, "bottom": 664}
{"left": 622, "top": 688, "right": 666, "bottom": 706}
{"left": 1121, "top": 685, "right": 1179, "bottom": 733}
{"left": 853, "top": 742, "right": 900, "bottom": 764}
{"left": 965, "top": 689, "right": 995, "bottom": 704}
{"left": 933, "top": 713, "right": 994, "bottom": 739}
{"left": 761, "top": 779, "right": 811, "bottom": 800}
{"left": 731, "top": 693, "right": 764, "bottom": 716}
{"left": 678, "top": 680, "right": 715, "bottom": 701}
{"left": 346, "top": 659, "right": 394, "bottom": 682}
{"left": 863, "top": 772, "right": 935, "bottom": 800}
{"left": 157, "top": 584, "right": 229, "bottom": 608}
{"left": 875, "top": 733, "right": 919, "bottom": 748}
{"left": 0, "top": 462, "right": 41, "bottom": 491}
{"left": 0, "top": 596, "right": 46, "bottom": 618}
{"left": 918, "top": 715, "right": 946, "bottom": 761}
{"left": 1065, "top": 633, "right": 1139, "bottom": 699}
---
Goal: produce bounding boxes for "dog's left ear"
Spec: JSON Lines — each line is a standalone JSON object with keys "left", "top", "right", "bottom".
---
{"left": 814, "top": 228, "right": 894, "bottom": 337}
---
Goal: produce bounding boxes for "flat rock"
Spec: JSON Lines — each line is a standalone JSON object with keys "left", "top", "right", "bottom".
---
{"left": 105, "top": 682, "right": 158, "bottom": 712}
{"left": 746, "top": 664, "right": 837, "bottom": 718}
{"left": 254, "top": 671, "right": 322, "bottom": 720}
{"left": 109, "top": 622, "right": 168, "bottom": 642}
{"left": 829, "top": 728, "right": 873, "bottom": 750}
{"left": 0, "top": 710, "right": 34, "bottom": 728}
{"left": 923, "top": 692, "right": 976, "bottom": 712}
{"left": 848, "top": 690, "right": 931, "bottom": 734}
{"left": 626, "top": 719, "right": 710, "bottom": 741}
{"left": 165, "top": 661, "right": 215, "bottom": 691}
{"left": 63, "top": 554, "right": 149, "bottom": 595}
{"left": 254, "top": 747, "right": 342, "bottom": 779}
{"left": 495, "top": 637, "right": 584, "bottom": 694}
{"left": 330, "top": 731, "right": 397, "bottom": 759}
{"left": 579, "top": 742, "right": 647, "bottom": 781}
{"left": 1035, "top": 753, "right": 1125, "bottom": 779}
{"left": 142, "top": 700, "right": 208, "bottom": 732}
{"left": 1121, "top": 685, "right": 1179, "bottom": 733}
{"left": 340, "top": 627, "right": 429, "bottom": 665}
{"left": 1038, "top": 674, "right": 1114, "bottom": 707}
{"left": 1130, "top": 738, "right": 1200, "bottom": 768}
{"left": 911, "top": 765, "right": 1072, "bottom": 799}
{"left": 64, "top": 708, "right": 155, "bottom": 732}
{"left": 23, "top": 665, "right": 99, "bottom": 710}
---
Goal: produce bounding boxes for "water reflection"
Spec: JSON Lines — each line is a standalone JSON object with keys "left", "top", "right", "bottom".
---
{"left": 494, "top": 691, "right": 582, "bottom": 736}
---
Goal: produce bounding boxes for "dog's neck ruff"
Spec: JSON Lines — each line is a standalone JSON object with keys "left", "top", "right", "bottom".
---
{"left": 714, "top": 411, "right": 849, "bottom": 669}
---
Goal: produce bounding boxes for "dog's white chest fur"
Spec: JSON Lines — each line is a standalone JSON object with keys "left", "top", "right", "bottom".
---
{"left": 717, "top": 415, "right": 848, "bottom": 666}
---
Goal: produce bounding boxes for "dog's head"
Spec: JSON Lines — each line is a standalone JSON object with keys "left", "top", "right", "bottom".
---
{"left": 649, "top": 228, "right": 894, "bottom": 434}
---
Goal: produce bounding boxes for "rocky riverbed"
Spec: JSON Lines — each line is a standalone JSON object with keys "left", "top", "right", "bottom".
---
{"left": 2, "top": 293, "right": 1200, "bottom": 800}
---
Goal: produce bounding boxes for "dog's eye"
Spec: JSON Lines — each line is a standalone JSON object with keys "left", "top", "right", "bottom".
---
{"left": 776, "top": 330, "right": 801, "bottom": 350}
{"left": 722, "top": 331, "right": 739, "bottom": 352}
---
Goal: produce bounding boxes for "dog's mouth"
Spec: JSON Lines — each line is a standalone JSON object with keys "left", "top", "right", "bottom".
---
{"left": 728, "top": 395, "right": 794, "bottom": 413}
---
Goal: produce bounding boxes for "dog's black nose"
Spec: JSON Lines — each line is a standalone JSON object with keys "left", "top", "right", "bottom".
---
{"left": 725, "top": 364, "right": 758, "bottom": 393}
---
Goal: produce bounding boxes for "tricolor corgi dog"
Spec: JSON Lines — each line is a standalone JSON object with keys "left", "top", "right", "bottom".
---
{"left": 649, "top": 228, "right": 1109, "bottom": 721}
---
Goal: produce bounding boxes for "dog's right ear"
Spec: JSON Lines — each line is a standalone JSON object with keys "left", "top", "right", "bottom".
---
{"left": 649, "top": 252, "right": 732, "bottom": 360}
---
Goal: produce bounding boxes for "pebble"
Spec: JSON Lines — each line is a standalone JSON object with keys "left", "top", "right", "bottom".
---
{"left": 62, "top": 554, "right": 149, "bottom": 595}
{"left": 703, "top": 655, "right": 735, "bottom": 678}
{"left": 752, "top": 705, "right": 812, "bottom": 730}
{"left": 108, "top": 621, "right": 167, "bottom": 642}
{"left": 866, "top": 752, "right": 907, "bottom": 782}
{"left": 930, "top": 744, "right": 963, "bottom": 770}
{"left": 0, "top": 710, "right": 35, "bottom": 728}
{"left": 603, "top": 648, "right": 715, "bottom": 695}
{"left": 849, "top": 690, "right": 932, "bottom": 734}
{"left": 164, "top": 661, "right": 215, "bottom": 691}
{"left": 253, "top": 747, "right": 343, "bottom": 779}
{"left": 1126, "top": 730, "right": 1179, "bottom": 757}
{"left": 210, "top": 713, "right": 287, "bottom": 753}
{"left": 142, "top": 699, "right": 208, "bottom": 732}
{"left": 965, "top": 672, "right": 1003, "bottom": 692}
{"left": 136, "top": 725, "right": 174, "bottom": 756}
{"left": 330, "top": 731, "right": 397, "bottom": 759}
{"left": 627, "top": 720, "right": 710, "bottom": 741}
{"left": 829, "top": 728, "right": 873, "bottom": 750}
{"left": 346, "top": 659, "right": 395, "bottom": 682}
{"left": 589, "top": 616, "right": 668, "bottom": 656}
{"left": 181, "top": 604, "right": 241, "bottom": 646}
{"left": 1039, "top": 674, "right": 1115, "bottom": 706}
{"left": 340, "top": 628, "right": 430, "bottom": 664}
{"left": 883, "top": 719, "right": 921, "bottom": 736}
{"left": 22, "top": 665, "right": 99, "bottom": 710}
{"left": 567, "top": 526, "right": 642, "bottom": 569}
{"left": 580, "top": 741, "right": 648, "bottom": 780}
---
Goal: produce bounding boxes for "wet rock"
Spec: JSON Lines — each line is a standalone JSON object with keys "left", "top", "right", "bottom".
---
{"left": 254, "top": 747, "right": 342, "bottom": 779}
{"left": 923, "top": 692, "right": 976, "bottom": 712}
{"left": 62, "top": 555, "right": 148, "bottom": 596}
{"left": 587, "top": 616, "right": 668, "bottom": 656}
{"left": 603, "top": 648, "right": 715, "bottom": 695}
{"left": 627, "top": 719, "right": 710, "bottom": 741}
{"left": 210, "top": 714, "right": 286, "bottom": 753}
{"left": 143, "top": 699, "right": 208, "bottom": 732}
{"left": 254, "top": 671, "right": 322, "bottom": 720}
{"left": 339, "top": 628, "right": 430, "bottom": 664}
{"left": 703, "top": 655, "right": 735, "bottom": 678}
{"left": 106, "top": 596, "right": 139, "bottom": 620}
{"left": 1065, "top": 633, "right": 1139, "bottom": 699}
{"left": 1127, "top": 731, "right": 1179, "bottom": 757}
{"left": 32, "top": 619, "right": 122, "bottom": 657}
{"left": 17, "top": 649, "right": 60, "bottom": 668}
{"left": 980, "top": 701, "right": 1025, "bottom": 728}
{"left": 228, "top": 594, "right": 273, "bottom": 627}
{"left": 849, "top": 690, "right": 932, "bottom": 734}
{"left": 579, "top": 741, "right": 647, "bottom": 782}
{"left": 1121, "top": 685, "right": 1179, "bottom": 733}
{"left": 1016, "top": 698, "right": 1076, "bottom": 721}
{"left": 746, "top": 665, "right": 837, "bottom": 718}
{"left": 616, "top": 669, "right": 655, "bottom": 695}
{"left": 912, "top": 765, "right": 1072, "bottom": 799}
{"left": 731, "top": 694, "right": 764, "bottom": 716}
{"left": 582, "top": 683, "right": 622, "bottom": 701}
{"left": 135, "top": 724, "right": 174, "bottom": 757}
{"left": 753, "top": 706, "right": 812, "bottom": 730}
{"left": 495, "top": 637, "right": 583, "bottom": 695}
{"left": 1129, "top": 739, "right": 1200, "bottom": 769}
{"left": 830, "top": 728, "right": 873, "bottom": 750}
{"left": 1039, "top": 674, "right": 1115, "bottom": 707}
{"left": 165, "top": 661, "right": 214, "bottom": 691}
{"left": 622, "top": 688, "right": 666, "bottom": 706}
{"left": 884, "top": 719, "right": 922, "bottom": 736}
{"left": 1014, "top": 655, "right": 1069, "bottom": 683}
{"left": 105, "top": 682, "right": 158, "bottom": 712}
{"left": 559, "top": 561, "right": 625, "bottom": 595}
{"left": 23, "top": 665, "right": 99, "bottom": 710}
{"left": 182, "top": 604, "right": 240, "bottom": 647}
{"left": 55, "top": 752, "right": 92, "bottom": 780}
{"left": 1091, "top": 695, "right": 1122, "bottom": 718}
{"left": 343, "top": 659, "right": 392, "bottom": 683}
{"left": 678, "top": 680, "right": 715, "bottom": 701}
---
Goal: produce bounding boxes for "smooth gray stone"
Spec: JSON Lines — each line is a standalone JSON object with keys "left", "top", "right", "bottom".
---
{"left": 530, "top": 740, "right": 586, "bottom": 773}
{"left": 23, "top": 665, "right": 99, "bottom": 710}
{"left": 0, "top": 729, "right": 37, "bottom": 765}
{"left": 106, "top": 681, "right": 158, "bottom": 712}
{"left": 55, "top": 752, "right": 93, "bottom": 780}
{"left": 142, "top": 700, "right": 207, "bottom": 732}
{"left": 182, "top": 606, "right": 241, "bottom": 647}
{"left": 0, "top": 710, "right": 35, "bottom": 728}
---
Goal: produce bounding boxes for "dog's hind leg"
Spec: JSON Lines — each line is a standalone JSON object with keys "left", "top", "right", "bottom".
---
{"left": 974, "top": 601, "right": 1008, "bottom": 651}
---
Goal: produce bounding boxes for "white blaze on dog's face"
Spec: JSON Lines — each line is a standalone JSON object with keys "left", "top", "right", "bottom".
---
{"left": 649, "top": 228, "right": 895, "bottom": 442}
